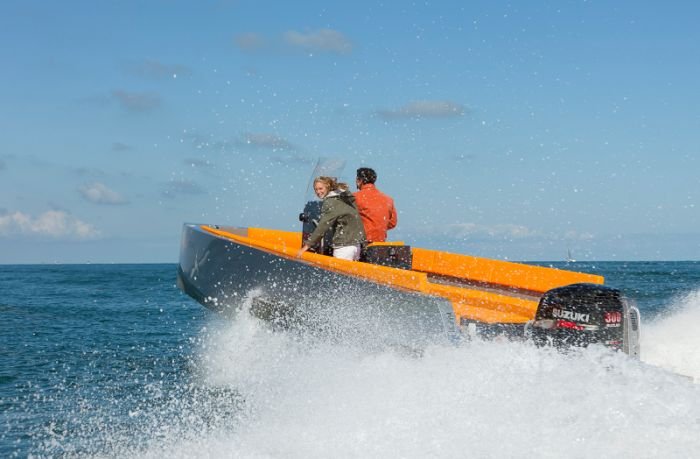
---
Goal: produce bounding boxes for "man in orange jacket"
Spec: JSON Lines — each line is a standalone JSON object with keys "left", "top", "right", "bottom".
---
{"left": 354, "top": 167, "right": 397, "bottom": 243}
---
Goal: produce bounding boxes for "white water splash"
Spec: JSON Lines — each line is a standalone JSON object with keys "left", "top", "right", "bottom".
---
{"left": 641, "top": 288, "right": 700, "bottom": 381}
{"left": 128, "top": 292, "right": 700, "bottom": 459}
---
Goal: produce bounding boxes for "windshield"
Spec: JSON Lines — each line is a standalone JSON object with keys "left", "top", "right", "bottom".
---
{"left": 303, "top": 157, "right": 347, "bottom": 202}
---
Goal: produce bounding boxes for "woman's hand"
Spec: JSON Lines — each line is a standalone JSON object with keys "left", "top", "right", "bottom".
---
{"left": 296, "top": 245, "right": 310, "bottom": 258}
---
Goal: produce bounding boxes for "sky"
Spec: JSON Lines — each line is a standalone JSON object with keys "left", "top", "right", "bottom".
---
{"left": 1, "top": 0, "right": 698, "bottom": 264}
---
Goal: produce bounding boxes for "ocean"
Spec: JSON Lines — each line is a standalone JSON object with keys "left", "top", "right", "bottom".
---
{"left": 1, "top": 261, "right": 699, "bottom": 458}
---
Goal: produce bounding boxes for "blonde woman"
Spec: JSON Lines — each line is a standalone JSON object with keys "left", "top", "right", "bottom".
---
{"left": 297, "top": 176, "right": 366, "bottom": 261}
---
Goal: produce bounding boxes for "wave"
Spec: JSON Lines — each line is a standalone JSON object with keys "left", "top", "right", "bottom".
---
{"left": 641, "top": 287, "right": 700, "bottom": 381}
{"left": 40, "top": 289, "right": 700, "bottom": 458}
{"left": 120, "top": 293, "right": 700, "bottom": 459}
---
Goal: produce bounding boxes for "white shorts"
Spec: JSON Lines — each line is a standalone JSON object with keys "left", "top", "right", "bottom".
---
{"left": 333, "top": 245, "right": 361, "bottom": 261}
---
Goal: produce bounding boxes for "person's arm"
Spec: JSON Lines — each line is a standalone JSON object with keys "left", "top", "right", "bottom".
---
{"left": 387, "top": 199, "right": 398, "bottom": 230}
{"left": 297, "top": 200, "right": 337, "bottom": 257}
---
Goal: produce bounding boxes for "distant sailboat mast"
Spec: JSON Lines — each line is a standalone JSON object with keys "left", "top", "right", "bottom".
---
{"left": 566, "top": 249, "right": 576, "bottom": 263}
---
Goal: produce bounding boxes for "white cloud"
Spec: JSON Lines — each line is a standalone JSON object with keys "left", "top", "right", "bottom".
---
{"left": 183, "top": 158, "right": 214, "bottom": 168}
{"left": 445, "top": 222, "right": 538, "bottom": 239}
{"left": 234, "top": 32, "right": 267, "bottom": 51}
{"left": 283, "top": 29, "right": 353, "bottom": 54}
{"left": 161, "top": 179, "right": 206, "bottom": 199}
{"left": 269, "top": 154, "right": 314, "bottom": 167}
{"left": 0, "top": 210, "right": 100, "bottom": 239}
{"left": 563, "top": 230, "right": 595, "bottom": 241}
{"left": 377, "top": 100, "right": 466, "bottom": 120}
{"left": 233, "top": 29, "right": 353, "bottom": 54}
{"left": 126, "top": 59, "right": 192, "bottom": 79}
{"left": 79, "top": 182, "right": 128, "bottom": 205}
{"left": 240, "top": 132, "right": 294, "bottom": 150}
{"left": 234, "top": 29, "right": 352, "bottom": 55}
{"left": 112, "top": 142, "right": 133, "bottom": 152}
{"left": 112, "top": 90, "right": 161, "bottom": 112}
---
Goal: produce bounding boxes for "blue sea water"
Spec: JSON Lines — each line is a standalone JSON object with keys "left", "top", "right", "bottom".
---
{"left": 1, "top": 262, "right": 700, "bottom": 458}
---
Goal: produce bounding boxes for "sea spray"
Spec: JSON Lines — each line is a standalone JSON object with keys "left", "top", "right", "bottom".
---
{"left": 140, "top": 306, "right": 700, "bottom": 459}
{"left": 641, "top": 287, "right": 700, "bottom": 381}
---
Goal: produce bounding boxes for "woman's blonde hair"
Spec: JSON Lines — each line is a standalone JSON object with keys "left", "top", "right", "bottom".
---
{"left": 314, "top": 176, "right": 350, "bottom": 195}
{"left": 314, "top": 176, "right": 339, "bottom": 190}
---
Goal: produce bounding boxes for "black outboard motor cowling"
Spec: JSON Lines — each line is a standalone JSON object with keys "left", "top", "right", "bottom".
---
{"left": 528, "top": 283, "right": 640, "bottom": 357}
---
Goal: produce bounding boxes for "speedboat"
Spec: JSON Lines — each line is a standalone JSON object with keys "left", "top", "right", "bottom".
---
{"left": 177, "top": 223, "right": 640, "bottom": 356}
{"left": 177, "top": 158, "right": 640, "bottom": 355}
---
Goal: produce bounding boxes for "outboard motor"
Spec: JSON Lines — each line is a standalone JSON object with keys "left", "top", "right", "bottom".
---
{"left": 528, "top": 283, "right": 640, "bottom": 358}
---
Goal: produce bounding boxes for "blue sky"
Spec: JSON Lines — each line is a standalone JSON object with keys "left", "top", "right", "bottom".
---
{"left": 1, "top": 0, "right": 698, "bottom": 263}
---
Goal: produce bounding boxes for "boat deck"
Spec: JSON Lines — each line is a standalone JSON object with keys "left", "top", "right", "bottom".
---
{"left": 424, "top": 273, "right": 543, "bottom": 302}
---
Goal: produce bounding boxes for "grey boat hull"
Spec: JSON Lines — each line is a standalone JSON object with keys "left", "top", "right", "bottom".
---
{"left": 177, "top": 224, "right": 461, "bottom": 349}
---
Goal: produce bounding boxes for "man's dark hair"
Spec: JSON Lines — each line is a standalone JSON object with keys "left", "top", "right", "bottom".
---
{"left": 356, "top": 167, "right": 377, "bottom": 185}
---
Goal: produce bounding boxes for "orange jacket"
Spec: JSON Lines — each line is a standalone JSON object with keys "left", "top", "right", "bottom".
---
{"left": 354, "top": 184, "right": 397, "bottom": 243}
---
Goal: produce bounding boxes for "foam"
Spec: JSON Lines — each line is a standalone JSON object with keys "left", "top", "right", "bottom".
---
{"left": 641, "top": 288, "right": 700, "bottom": 381}
{"left": 124, "top": 292, "right": 700, "bottom": 458}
